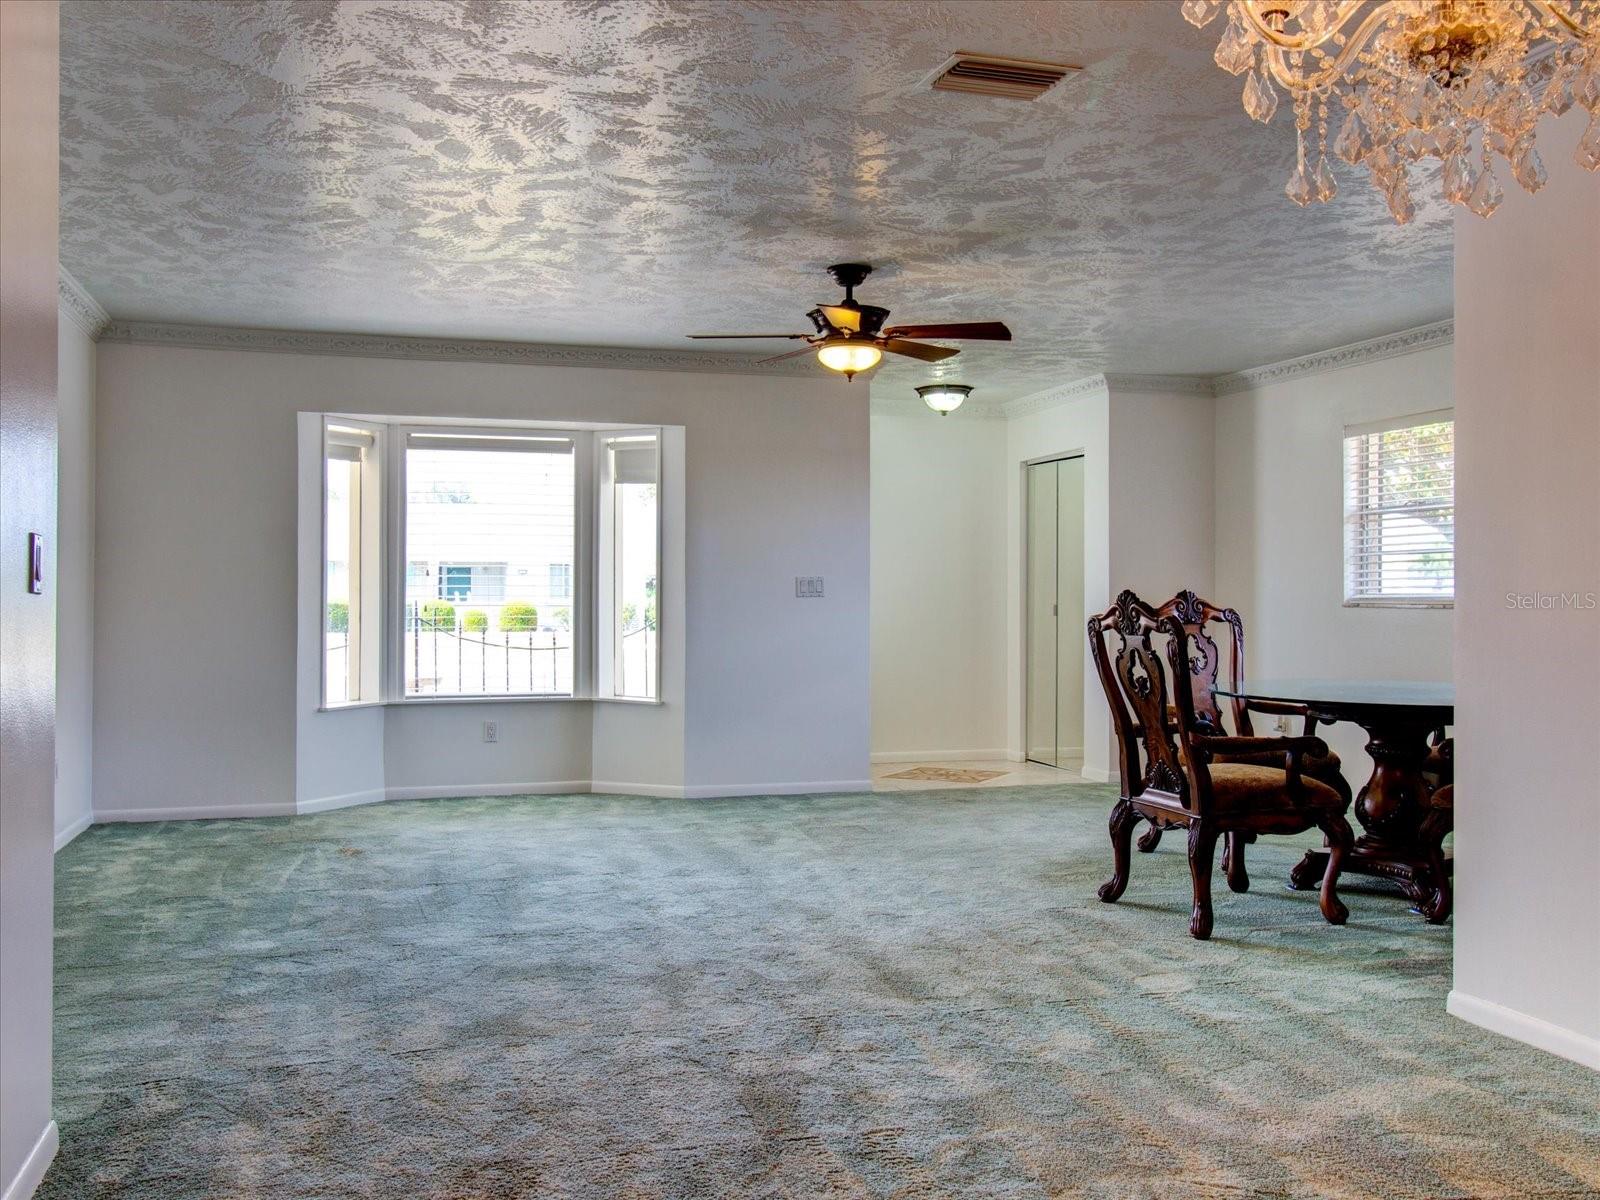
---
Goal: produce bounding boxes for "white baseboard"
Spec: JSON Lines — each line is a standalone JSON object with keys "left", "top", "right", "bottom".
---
{"left": 683, "top": 779, "right": 875, "bottom": 799}
{"left": 381, "top": 781, "right": 591, "bottom": 803}
{"left": 2, "top": 1120, "right": 58, "bottom": 1200}
{"left": 1447, "top": 989, "right": 1600, "bottom": 1072}
{"left": 296, "top": 787, "right": 389, "bottom": 815}
{"left": 109, "top": 776, "right": 885, "bottom": 822}
{"left": 95, "top": 801, "right": 295, "bottom": 822}
{"left": 54, "top": 811, "right": 93, "bottom": 852}
{"left": 870, "top": 749, "right": 1010, "bottom": 764}
{"left": 590, "top": 780, "right": 685, "bottom": 798}
{"left": 1079, "top": 765, "right": 1114, "bottom": 784}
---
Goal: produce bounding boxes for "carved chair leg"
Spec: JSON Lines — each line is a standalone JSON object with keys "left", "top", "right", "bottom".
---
{"left": 1314, "top": 813, "right": 1354, "bottom": 926}
{"left": 1187, "top": 822, "right": 1219, "bottom": 940}
{"left": 1416, "top": 804, "right": 1453, "bottom": 924}
{"left": 1098, "top": 799, "right": 1139, "bottom": 903}
{"left": 1222, "top": 832, "right": 1250, "bottom": 893}
{"left": 1136, "top": 821, "right": 1162, "bottom": 853}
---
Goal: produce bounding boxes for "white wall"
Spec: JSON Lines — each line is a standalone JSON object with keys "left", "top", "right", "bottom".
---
{"left": 0, "top": 2, "right": 61, "bottom": 1195}
{"left": 1006, "top": 385, "right": 1115, "bottom": 779}
{"left": 95, "top": 343, "right": 869, "bottom": 817}
{"left": 1213, "top": 346, "right": 1454, "bottom": 787}
{"left": 869, "top": 414, "right": 1007, "bottom": 761}
{"left": 1108, "top": 385, "right": 1216, "bottom": 605}
{"left": 1450, "top": 109, "right": 1600, "bottom": 1070}
{"left": 55, "top": 311, "right": 96, "bottom": 847}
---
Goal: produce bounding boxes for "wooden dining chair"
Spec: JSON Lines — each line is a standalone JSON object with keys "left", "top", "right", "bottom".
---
{"left": 1089, "top": 590, "right": 1355, "bottom": 939}
{"left": 1136, "top": 590, "right": 1353, "bottom": 893}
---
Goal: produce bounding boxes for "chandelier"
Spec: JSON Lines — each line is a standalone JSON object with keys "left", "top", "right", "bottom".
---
{"left": 1182, "top": 1, "right": 1600, "bottom": 222}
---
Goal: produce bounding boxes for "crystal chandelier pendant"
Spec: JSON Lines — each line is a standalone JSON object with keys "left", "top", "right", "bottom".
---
{"left": 1285, "top": 136, "right": 1314, "bottom": 206}
{"left": 1182, "top": 1, "right": 1600, "bottom": 223}
{"left": 1333, "top": 109, "right": 1369, "bottom": 164}
{"left": 1466, "top": 163, "right": 1505, "bottom": 217}
{"left": 1580, "top": 113, "right": 1600, "bottom": 170}
{"left": 1243, "top": 69, "right": 1278, "bottom": 123}
{"left": 1313, "top": 156, "right": 1338, "bottom": 202}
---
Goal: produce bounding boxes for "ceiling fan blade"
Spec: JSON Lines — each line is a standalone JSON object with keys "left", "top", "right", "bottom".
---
{"left": 880, "top": 321, "right": 1012, "bottom": 341}
{"left": 687, "top": 333, "right": 812, "bottom": 339}
{"left": 756, "top": 345, "right": 821, "bottom": 365}
{"left": 817, "top": 305, "right": 861, "bottom": 333}
{"left": 881, "top": 339, "right": 961, "bottom": 362}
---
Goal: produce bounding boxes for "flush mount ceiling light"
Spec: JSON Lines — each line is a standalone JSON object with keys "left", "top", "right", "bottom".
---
{"left": 916, "top": 383, "right": 973, "bottom": 415}
{"left": 1182, "top": 1, "right": 1600, "bottom": 223}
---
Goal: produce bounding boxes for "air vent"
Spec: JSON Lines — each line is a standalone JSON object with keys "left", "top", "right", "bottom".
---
{"left": 927, "top": 52, "right": 1080, "bottom": 101}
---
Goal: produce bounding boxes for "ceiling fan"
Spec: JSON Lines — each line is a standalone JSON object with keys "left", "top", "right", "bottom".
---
{"left": 687, "top": 263, "right": 1011, "bottom": 381}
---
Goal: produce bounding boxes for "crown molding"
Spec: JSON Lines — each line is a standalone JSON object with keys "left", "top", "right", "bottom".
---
{"left": 84, "top": 306, "right": 1453, "bottom": 410}
{"left": 1103, "top": 372, "right": 1214, "bottom": 396}
{"left": 1001, "top": 373, "right": 1110, "bottom": 419}
{"left": 1211, "top": 319, "right": 1454, "bottom": 395}
{"left": 96, "top": 319, "right": 823, "bottom": 378}
{"left": 58, "top": 269, "right": 110, "bottom": 339}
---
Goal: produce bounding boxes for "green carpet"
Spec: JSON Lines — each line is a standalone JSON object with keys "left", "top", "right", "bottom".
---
{"left": 43, "top": 784, "right": 1599, "bottom": 1198}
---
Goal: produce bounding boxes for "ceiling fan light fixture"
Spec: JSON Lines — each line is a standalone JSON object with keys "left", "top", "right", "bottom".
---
{"left": 916, "top": 383, "right": 972, "bottom": 416}
{"left": 816, "top": 339, "right": 882, "bottom": 379}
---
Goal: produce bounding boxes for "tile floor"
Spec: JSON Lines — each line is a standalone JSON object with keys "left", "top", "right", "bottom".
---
{"left": 871, "top": 757, "right": 1083, "bottom": 791}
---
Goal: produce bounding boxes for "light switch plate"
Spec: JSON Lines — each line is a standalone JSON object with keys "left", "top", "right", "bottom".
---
{"left": 795, "top": 576, "right": 824, "bottom": 598}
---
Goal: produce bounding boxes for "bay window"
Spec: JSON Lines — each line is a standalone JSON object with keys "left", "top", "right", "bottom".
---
{"left": 318, "top": 417, "right": 663, "bottom": 707}
{"left": 323, "top": 422, "right": 382, "bottom": 706}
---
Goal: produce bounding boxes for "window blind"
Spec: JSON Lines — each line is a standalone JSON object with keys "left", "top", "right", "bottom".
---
{"left": 1343, "top": 411, "right": 1454, "bottom": 605}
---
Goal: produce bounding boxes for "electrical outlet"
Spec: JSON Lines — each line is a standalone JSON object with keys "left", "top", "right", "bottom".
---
{"left": 482, "top": 720, "right": 498, "bottom": 744}
{"left": 1275, "top": 715, "right": 1293, "bottom": 734}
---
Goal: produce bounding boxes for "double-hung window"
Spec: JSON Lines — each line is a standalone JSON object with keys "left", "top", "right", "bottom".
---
{"left": 1343, "top": 411, "right": 1454, "bottom": 606}
{"left": 319, "top": 418, "right": 662, "bottom": 706}
{"left": 323, "top": 423, "right": 383, "bottom": 704}
{"left": 598, "top": 432, "right": 661, "bottom": 701}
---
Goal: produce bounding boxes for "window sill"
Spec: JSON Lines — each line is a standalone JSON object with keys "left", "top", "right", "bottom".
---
{"left": 317, "top": 694, "right": 663, "bottom": 712}
{"left": 1342, "top": 600, "right": 1454, "bottom": 610}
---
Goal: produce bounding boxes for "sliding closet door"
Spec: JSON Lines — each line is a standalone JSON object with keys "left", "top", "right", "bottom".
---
{"left": 1025, "top": 463, "right": 1058, "bottom": 763}
{"left": 1024, "top": 457, "right": 1085, "bottom": 768}
{"left": 1055, "top": 458, "right": 1084, "bottom": 768}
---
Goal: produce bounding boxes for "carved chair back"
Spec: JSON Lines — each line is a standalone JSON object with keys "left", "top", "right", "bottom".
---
{"left": 1088, "top": 590, "right": 1218, "bottom": 815}
{"left": 1156, "top": 590, "right": 1252, "bottom": 738}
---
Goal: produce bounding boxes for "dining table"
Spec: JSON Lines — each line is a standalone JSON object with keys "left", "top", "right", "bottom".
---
{"left": 1215, "top": 678, "right": 1454, "bottom": 923}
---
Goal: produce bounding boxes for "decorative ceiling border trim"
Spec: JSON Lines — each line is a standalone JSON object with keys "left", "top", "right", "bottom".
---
{"left": 1211, "top": 319, "right": 1454, "bottom": 395}
{"left": 58, "top": 269, "right": 110, "bottom": 339}
{"left": 1103, "top": 372, "right": 1215, "bottom": 396}
{"left": 96, "top": 319, "right": 822, "bottom": 378}
{"left": 1001, "top": 373, "right": 1110, "bottom": 419}
{"left": 997, "top": 321, "right": 1452, "bottom": 417}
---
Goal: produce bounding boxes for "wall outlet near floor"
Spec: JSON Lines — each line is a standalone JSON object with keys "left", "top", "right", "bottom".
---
{"left": 1275, "top": 715, "right": 1293, "bottom": 734}
{"left": 795, "top": 575, "right": 824, "bottom": 598}
{"left": 482, "top": 720, "right": 498, "bottom": 744}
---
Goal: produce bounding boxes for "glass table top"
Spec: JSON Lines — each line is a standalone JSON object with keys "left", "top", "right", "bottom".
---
{"left": 1215, "top": 679, "right": 1454, "bottom": 709}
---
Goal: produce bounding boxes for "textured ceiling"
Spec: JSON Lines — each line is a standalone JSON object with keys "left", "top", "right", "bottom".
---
{"left": 59, "top": 0, "right": 1453, "bottom": 408}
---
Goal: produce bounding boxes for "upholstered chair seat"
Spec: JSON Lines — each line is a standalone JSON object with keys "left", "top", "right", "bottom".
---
{"left": 1206, "top": 763, "right": 1345, "bottom": 812}
{"left": 1215, "top": 745, "right": 1347, "bottom": 798}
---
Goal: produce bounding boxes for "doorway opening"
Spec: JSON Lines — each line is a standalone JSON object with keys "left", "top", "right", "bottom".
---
{"left": 1025, "top": 456, "right": 1085, "bottom": 769}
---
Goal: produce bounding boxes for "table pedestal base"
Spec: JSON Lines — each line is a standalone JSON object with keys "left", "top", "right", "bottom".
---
{"left": 1289, "top": 841, "right": 1452, "bottom": 924}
